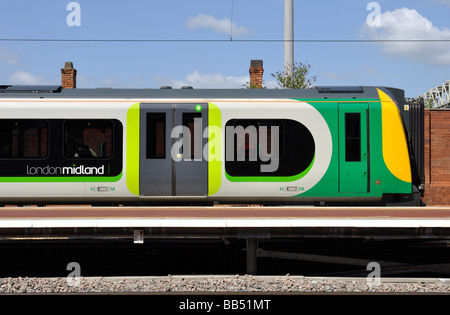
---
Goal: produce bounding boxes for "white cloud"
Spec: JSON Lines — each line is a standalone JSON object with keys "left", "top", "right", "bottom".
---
{"left": 9, "top": 71, "right": 53, "bottom": 85}
{"left": 186, "top": 14, "right": 251, "bottom": 37}
{"left": 155, "top": 70, "right": 278, "bottom": 89}
{"left": 155, "top": 70, "right": 250, "bottom": 89}
{"left": 361, "top": 8, "right": 450, "bottom": 65}
{"left": 0, "top": 47, "right": 20, "bottom": 64}
{"left": 77, "top": 74, "right": 147, "bottom": 88}
{"left": 264, "top": 80, "right": 279, "bottom": 89}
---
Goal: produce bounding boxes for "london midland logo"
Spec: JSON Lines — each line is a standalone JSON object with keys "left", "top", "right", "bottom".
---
{"left": 26, "top": 164, "right": 105, "bottom": 176}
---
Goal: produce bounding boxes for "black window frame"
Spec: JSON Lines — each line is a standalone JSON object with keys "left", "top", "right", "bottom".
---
{"left": 0, "top": 119, "right": 49, "bottom": 159}
{"left": 64, "top": 119, "right": 116, "bottom": 159}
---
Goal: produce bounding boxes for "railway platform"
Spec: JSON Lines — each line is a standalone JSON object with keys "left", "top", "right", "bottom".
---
{"left": 1, "top": 205, "right": 450, "bottom": 275}
{"left": 0, "top": 205, "right": 449, "bottom": 239}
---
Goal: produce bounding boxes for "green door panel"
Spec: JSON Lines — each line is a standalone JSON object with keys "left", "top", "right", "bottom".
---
{"left": 339, "top": 103, "right": 369, "bottom": 193}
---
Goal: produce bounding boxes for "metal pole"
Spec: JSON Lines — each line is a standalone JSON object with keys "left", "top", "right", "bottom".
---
{"left": 246, "top": 238, "right": 257, "bottom": 275}
{"left": 284, "top": 0, "right": 294, "bottom": 81}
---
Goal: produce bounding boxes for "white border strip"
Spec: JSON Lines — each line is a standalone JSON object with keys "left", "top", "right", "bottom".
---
{"left": 1, "top": 218, "right": 450, "bottom": 229}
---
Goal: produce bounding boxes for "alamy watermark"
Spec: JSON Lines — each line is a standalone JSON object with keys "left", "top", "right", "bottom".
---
{"left": 366, "top": 262, "right": 381, "bottom": 286}
{"left": 66, "top": 2, "right": 81, "bottom": 27}
{"left": 366, "top": 2, "right": 381, "bottom": 27}
{"left": 64, "top": 3, "right": 382, "bottom": 30}
{"left": 225, "top": 125, "right": 279, "bottom": 173}
{"left": 65, "top": 2, "right": 381, "bottom": 29}
{"left": 171, "top": 119, "right": 280, "bottom": 173}
{"left": 66, "top": 262, "right": 81, "bottom": 287}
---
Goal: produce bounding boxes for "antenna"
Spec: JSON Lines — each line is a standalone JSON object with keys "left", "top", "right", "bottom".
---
{"left": 230, "top": 0, "right": 234, "bottom": 40}
{"left": 284, "top": 0, "right": 294, "bottom": 80}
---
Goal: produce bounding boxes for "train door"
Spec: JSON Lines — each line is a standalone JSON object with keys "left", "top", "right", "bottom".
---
{"left": 139, "top": 103, "right": 208, "bottom": 196}
{"left": 338, "top": 103, "right": 369, "bottom": 193}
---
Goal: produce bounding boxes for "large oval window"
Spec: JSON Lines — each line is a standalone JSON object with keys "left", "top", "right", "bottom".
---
{"left": 225, "top": 119, "right": 315, "bottom": 179}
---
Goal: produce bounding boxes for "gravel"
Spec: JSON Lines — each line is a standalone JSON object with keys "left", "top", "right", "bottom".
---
{"left": 0, "top": 275, "right": 449, "bottom": 293}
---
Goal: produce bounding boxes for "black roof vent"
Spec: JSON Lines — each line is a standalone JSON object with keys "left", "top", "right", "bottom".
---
{"left": 317, "top": 86, "right": 363, "bottom": 93}
{"left": 0, "top": 85, "right": 63, "bottom": 93}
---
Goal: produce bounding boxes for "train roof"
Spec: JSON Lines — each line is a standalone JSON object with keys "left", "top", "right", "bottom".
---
{"left": 0, "top": 85, "right": 404, "bottom": 102}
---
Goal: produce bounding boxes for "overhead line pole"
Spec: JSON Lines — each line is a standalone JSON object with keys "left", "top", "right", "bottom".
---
{"left": 284, "top": 0, "right": 294, "bottom": 81}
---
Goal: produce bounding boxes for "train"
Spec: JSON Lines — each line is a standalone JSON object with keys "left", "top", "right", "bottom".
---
{"left": 0, "top": 84, "right": 424, "bottom": 206}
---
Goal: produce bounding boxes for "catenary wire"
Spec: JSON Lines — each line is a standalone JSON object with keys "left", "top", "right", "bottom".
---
{"left": 0, "top": 38, "right": 450, "bottom": 43}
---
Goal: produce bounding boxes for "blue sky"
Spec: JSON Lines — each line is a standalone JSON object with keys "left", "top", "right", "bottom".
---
{"left": 0, "top": 0, "right": 450, "bottom": 97}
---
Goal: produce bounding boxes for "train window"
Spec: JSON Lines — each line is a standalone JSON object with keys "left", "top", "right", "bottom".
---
{"left": 0, "top": 120, "right": 48, "bottom": 158}
{"left": 182, "top": 113, "right": 202, "bottom": 160}
{"left": 65, "top": 120, "right": 113, "bottom": 158}
{"left": 226, "top": 119, "right": 283, "bottom": 162}
{"left": 146, "top": 113, "right": 166, "bottom": 159}
{"left": 225, "top": 119, "right": 315, "bottom": 178}
{"left": 345, "top": 113, "right": 361, "bottom": 162}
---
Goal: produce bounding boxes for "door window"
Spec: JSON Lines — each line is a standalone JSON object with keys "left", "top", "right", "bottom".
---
{"left": 146, "top": 113, "right": 166, "bottom": 159}
{"left": 345, "top": 113, "right": 361, "bottom": 162}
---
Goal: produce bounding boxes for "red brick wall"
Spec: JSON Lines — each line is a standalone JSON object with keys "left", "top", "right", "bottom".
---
{"left": 423, "top": 109, "right": 450, "bottom": 206}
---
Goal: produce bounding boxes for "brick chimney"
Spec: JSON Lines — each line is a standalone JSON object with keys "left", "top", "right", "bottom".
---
{"left": 249, "top": 60, "right": 264, "bottom": 89}
{"left": 61, "top": 62, "right": 77, "bottom": 89}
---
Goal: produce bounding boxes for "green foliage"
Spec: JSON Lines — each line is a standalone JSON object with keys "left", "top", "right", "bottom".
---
{"left": 271, "top": 61, "right": 317, "bottom": 89}
{"left": 243, "top": 83, "right": 266, "bottom": 89}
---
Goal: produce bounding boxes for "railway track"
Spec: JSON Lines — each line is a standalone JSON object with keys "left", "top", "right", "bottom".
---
{"left": 0, "top": 206, "right": 449, "bottom": 299}
{"left": 0, "top": 274, "right": 449, "bottom": 294}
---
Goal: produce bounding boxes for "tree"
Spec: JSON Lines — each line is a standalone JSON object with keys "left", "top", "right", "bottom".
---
{"left": 271, "top": 61, "right": 317, "bottom": 89}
